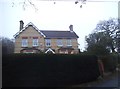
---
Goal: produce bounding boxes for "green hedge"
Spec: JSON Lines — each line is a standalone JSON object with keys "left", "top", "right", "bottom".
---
{"left": 100, "top": 53, "right": 120, "bottom": 72}
{"left": 2, "top": 54, "right": 100, "bottom": 87}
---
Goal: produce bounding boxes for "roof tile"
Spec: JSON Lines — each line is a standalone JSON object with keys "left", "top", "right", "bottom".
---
{"left": 41, "top": 30, "right": 79, "bottom": 38}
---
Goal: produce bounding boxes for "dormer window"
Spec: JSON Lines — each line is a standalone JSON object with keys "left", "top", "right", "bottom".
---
{"left": 22, "top": 37, "right": 28, "bottom": 47}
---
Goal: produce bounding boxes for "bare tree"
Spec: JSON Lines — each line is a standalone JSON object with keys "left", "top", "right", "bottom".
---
{"left": 1, "top": 37, "right": 14, "bottom": 54}
{"left": 11, "top": 0, "right": 118, "bottom": 11}
{"left": 94, "top": 18, "right": 119, "bottom": 53}
{"left": 86, "top": 18, "right": 120, "bottom": 54}
{"left": 12, "top": 0, "right": 38, "bottom": 11}
{"left": 11, "top": 0, "right": 87, "bottom": 10}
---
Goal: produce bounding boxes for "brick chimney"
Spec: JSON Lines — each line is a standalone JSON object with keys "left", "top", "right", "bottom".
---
{"left": 19, "top": 20, "right": 24, "bottom": 31}
{"left": 69, "top": 25, "right": 73, "bottom": 32}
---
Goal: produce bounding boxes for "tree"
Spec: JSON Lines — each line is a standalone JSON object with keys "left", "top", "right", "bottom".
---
{"left": 116, "top": 18, "right": 120, "bottom": 53}
{"left": 1, "top": 37, "right": 14, "bottom": 54}
{"left": 116, "top": 30, "right": 120, "bottom": 53}
{"left": 11, "top": 0, "right": 87, "bottom": 10}
{"left": 11, "top": 0, "right": 117, "bottom": 10}
{"left": 85, "top": 32, "right": 110, "bottom": 55}
{"left": 12, "top": 0, "right": 38, "bottom": 11}
{"left": 94, "top": 18, "right": 119, "bottom": 53}
{"left": 85, "top": 18, "right": 120, "bottom": 55}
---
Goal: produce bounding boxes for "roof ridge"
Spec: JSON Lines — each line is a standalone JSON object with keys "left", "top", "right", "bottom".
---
{"left": 40, "top": 30, "right": 70, "bottom": 32}
{"left": 13, "top": 22, "right": 79, "bottom": 38}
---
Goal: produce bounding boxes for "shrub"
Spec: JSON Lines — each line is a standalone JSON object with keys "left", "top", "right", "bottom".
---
{"left": 100, "top": 53, "right": 119, "bottom": 72}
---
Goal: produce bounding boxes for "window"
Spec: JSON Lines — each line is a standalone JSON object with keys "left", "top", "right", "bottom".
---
{"left": 33, "top": 38, "right": 38, "bottom": 46}
{"left": 67, "top": 39, "right": 72, "bottom": 46}
{"left": 57, "top": 39, "right": 63, "bottom": 46}
{"left": 22, "top": 38, "right": 28, "bottom": 47}
{"left": 45, "top": 39, "right": 51, "bottom": 47}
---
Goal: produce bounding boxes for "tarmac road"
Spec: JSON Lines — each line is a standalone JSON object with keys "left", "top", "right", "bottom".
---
{"left": 71, "top": 71, "right": 119, "bottom": 88}
{"left": 92, "top": 72, "right": 119, "bottom": 87}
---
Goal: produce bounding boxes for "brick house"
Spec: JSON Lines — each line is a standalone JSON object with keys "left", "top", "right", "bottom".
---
{"left": 13, "top": 20, "right": 79, "bottom": 54}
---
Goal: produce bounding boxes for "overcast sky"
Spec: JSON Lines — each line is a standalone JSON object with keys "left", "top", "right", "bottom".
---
{"left": 0, "top": 0, "right": 119, "bottom": 51}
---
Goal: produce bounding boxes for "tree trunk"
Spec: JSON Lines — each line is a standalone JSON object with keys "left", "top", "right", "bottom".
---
{"left": 111, "top": 45, "right": 115, "bottom": 53}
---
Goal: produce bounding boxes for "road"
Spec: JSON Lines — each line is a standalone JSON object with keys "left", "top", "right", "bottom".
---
{"left": 87, "top": 73, "right": 120, "bottom": 89}
{"left": 92, "top": 72, "right": 119, "bottom": 87}
{"left": 71, "top": 71, "right": 119, "bottom": 88}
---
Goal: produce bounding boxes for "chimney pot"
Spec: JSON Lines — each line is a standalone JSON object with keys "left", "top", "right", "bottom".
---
{"left": 69, "top": 25, "right": 73, "bottom": 32}
{"left": 20, "top": 20, "right": 24, "bottom": 31}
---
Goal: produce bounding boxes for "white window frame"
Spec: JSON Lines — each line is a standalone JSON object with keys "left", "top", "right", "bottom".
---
{"left": 33, "top": 38, "right": 38, "bottom": 47}
{"left": 66, "top": 39, "right": 72, "bottom": 46}
{"left": 57, "top": 39, "right": 63, "bottom": 46}
{"left": 22, "top": 39, "right": 28, "bottom": 47}
{"left": 45, "top": 39, "right": 51, "bottom": 47}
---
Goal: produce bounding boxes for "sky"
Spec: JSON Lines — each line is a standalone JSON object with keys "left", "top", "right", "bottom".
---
{"left": 0, "top": 0, "right": 119, "bottom": 51}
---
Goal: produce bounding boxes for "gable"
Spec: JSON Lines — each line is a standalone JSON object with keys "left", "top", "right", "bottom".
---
{"left": 45, "top": 48, "right": 55, "bottom": 54}
{"left": 13, "top": 22, "right": 46, "bottom": 38}
{"left": 18, "top": 26, "right": 43, "bottom": 37}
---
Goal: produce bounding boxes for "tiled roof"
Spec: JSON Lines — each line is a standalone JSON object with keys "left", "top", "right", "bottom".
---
{"left": 14, "top": 22, "right": 79, "bottom": 38}
{"left": 41, "top": 30, "right": 79, "bottom": 38}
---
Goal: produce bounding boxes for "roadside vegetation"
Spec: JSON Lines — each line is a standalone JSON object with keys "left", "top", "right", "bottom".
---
{"left": 85, "top": 18, "right": 120, "bottom": 73}
{"left": 2, "top": 18, "right": 120, "bottom": 87}
{"left": 2, "top": 18, "right": 120, "bottom": 73}
{"left": 3, "top": 54, "right": 100, "bottom": 87}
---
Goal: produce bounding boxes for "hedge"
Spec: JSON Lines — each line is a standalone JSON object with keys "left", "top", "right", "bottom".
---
{"left": 2, "top": 54, "right": 100, "bottom": 87}
{"left": 100, "top": 53, "right": 120, "bottom": 72}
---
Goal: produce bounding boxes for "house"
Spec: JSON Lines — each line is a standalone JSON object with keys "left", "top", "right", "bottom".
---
{"left": 13, "top": 20, "right": 79, "bottom": 54}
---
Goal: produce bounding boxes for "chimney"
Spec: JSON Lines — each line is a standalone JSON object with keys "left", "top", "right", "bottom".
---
{"left": 69, "top": 25, "right": 73, "bottom": 32}
{"left": 19, "top": 20, "right": 24, "bottom": 31}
